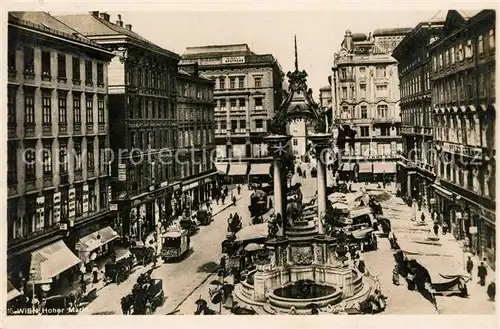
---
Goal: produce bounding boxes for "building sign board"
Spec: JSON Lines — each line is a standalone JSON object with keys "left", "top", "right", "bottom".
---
{"left": 82, "top": 184, "right": 89, "bottom": 214}
{"left": 442, "top": 142, "right": 482, "bottom": 159}
{"left": 36, "top": 196, "right": 45, "bottom": 230}
{"left": 53, "top": 192, "right": 61, "bottom": 224}
{"left": 69, "top": 188, "right": 76, "bottom": 223}
{"left": 118, "top": 163, "right": 127, "bottom": 181}
{"left": 222, "top": 56, "right": 245, "bottom": 64}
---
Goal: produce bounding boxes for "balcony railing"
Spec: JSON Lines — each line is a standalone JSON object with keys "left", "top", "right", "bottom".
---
{"left": 42, "top": 123, "right": 52, "bottom": 136}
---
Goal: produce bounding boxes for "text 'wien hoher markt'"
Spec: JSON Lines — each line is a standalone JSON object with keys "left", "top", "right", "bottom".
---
{"left": 5, "top": 9, "right": 496, "bottom": 315}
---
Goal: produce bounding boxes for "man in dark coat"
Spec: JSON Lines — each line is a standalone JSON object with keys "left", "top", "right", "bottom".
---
{"left": 477, "top": 262, "right": 487, "bottom": 286}
{"left": 487, "top": 282, "right": 495, "bottom": 301}
{"left": 466, "top": 256, "right": 474, "bottom": 277}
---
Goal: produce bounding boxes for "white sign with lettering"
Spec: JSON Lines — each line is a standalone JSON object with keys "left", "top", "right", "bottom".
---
{"left": 53, "top": 192, "right": 61, "bottom": 224}
{"left": 36, "top": 196, "right": 45, "bottom": 230}
{"left": 83, "top": 184, "right": 89, "bottom": 214}
{"left": 118, "top": 163, "right": 127, "bottom": 181}
{"left": 68, "top": 188, "right": 76, "bottom": 221}
{"left": 222, "top": 56, "right": 245, "bottom": 64}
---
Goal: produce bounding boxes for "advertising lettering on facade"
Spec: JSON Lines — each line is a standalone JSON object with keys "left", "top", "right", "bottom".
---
{"left": 118, "top": 163, "right": 127, "bottom": 181}
{"left": 82, "top": 184, "right": 89, "bottom": 214}
{"left": 53, "top": 192, "right": 61, "bottom": 224}
{"left": 68, "top": 188, "right": 76, "bottom": 224}
{"left": 221, "top": 56, "right": 245, "bottom": 64}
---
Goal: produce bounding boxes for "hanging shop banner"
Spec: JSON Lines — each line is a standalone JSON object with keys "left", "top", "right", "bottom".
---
{"left": 151, "top": 161, "right": 156, "bottom": 184}
{"left": 36, "top": 196, "right": 45, "bottom": 230}
{"left": 108, "top": 186, "right": 112, "bottom": 204}
{"left": 53, "top": 192, "right": 61, "bottom": 224}
{"left": 68, "top": 188, "right": 76, "bottom": 224}
{"left": 118, "top": 164, "right": 127, "bottom": 181}
{"left": 82, "top": 184, "right": 89, "bottom": 214}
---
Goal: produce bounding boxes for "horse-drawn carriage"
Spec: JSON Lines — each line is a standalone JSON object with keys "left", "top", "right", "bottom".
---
{"left": 130, "top": 245, "right": 155, "bottom": 266}
{"left": 104, "top": 254, "right": 133, "bottom": 284}
{"left": 249, "top": 190, "right": 268, "bottom": 218}
{"left": 196, "top": 208, "right": 213, "bottom": 226}
{"left": 123, "top": 272, "right": 165, "bottom": 315}
{"left": 180, "top": 216, "right": 199, "bottom": 236}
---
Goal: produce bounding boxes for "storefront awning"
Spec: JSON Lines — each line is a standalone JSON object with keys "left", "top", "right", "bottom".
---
{"left": 7, "top": 280, "right": 22, "bottom": 302}
{"left": 215, "top": 163, "right": 229, "bottom": 175}
{"left": 249, "top": 163, "right": 271, "bottom": 176}
{"left": 358, "top": 162, "right": 373, "bottom": 173}
{"left": 78, "top": 226, "right": 119, "bottom": 254}
{"left": 431, "top": 183, "right": 454, "bottom": 201}
{"left": 29, "top": 240, "right": 81, "bottom": 284}
{"left": 227, "top": 163, "right": 248, "bottom": 176}
{"left": 373, "top": 162, "right": 396, "bottom": 173}
{"left": 235, "top": 223, "right": 268, "bottom": 242}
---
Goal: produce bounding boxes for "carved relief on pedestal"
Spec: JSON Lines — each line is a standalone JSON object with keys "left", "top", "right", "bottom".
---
{"left": 291, "top": 246, "right": 313, "bottom": 266}
{"left": 314, "top": 245, "right": 324, "bottom": 264}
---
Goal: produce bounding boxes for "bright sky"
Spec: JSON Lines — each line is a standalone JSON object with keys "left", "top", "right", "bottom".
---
{"left": 25, "top": 1, "right": 496, "bottom": 99}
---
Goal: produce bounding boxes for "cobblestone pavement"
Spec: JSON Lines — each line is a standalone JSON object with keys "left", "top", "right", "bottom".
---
{"left": 79, "top": 188, "right": 252, "bottom": 315}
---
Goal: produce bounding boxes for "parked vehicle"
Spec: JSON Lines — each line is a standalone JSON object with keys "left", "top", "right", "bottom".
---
{"left": 128, "top": 275, "right": 164, "bottom": 314}
{"left": 161, "top": 230, "right": 190, "bottom": 262}
{"left": 180, "top": 217, "right": 199, "bottom": 236}
{"left": 196, "top": 208, "right": 213, "bottom": 226}
{"left": 104, "top": 255, "right": 132, "bottom": 284}
{"left": 130, "top": 245, "right": 155, "bottom": 266}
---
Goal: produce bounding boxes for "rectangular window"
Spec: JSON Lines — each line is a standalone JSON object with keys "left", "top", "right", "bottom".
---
{"left": 359, "top": 67, "right": 366, "bottom": 76}
{"left": 478, "top": 35, "right": 484, "bottom": 55}
{"left": 444, "top": 50, "right": 449, "bottom": 67}
{"left": 239, "top": 98, "right": 246, "bottom": 108}
{"left": 85, "top": 60, "right": 92, "bottom": 84}
{"left": 97, "top": 62, "right": 104, "bottom": 85}
{"left": 256, "top": 119, "right": 263, "bottom": 129}
{"left": 255, "top": 98, "right": 263, "bottom": 110}
{"left": 450, "top": 47, "right": 455, "bottom": 65}
{"left": 219, "top": 99, "right": 227, "bottom": 109}
{"left": 342, "top": 87, "right": 347, "bottom": 99}
{"left": 376, "top": 85, "right": 387, "bottom": 97}
{"left": 360, "top": 84, "right": 366, "bottom": 98}
{"left": 24, "top": 47, "right": 35, "bottom": 73}
{"left": 221, "top": 121, "right": 227, "bottom": 130}
{"left": 230, "top": 77, "right": 236, "bottom": 89}
{"left": 360, "top": 127, "right": 370, "bottom": 137}
{"left": 8, "top": 142, "right": 17, "bottom": 185}
{"left": 74, "top": 140, "right": 82, "bottom": 170}
{"left": 254, "top": 77, "right": 262, "bottom": 88}
{"left": 376, "top": 66, "right": 386, "bottom": 77}
{"left": 43, "top": 142, "right": 52, "bottom": 176}
{"left": 8, "top": 88, "right": 16, "bottom": 125}
{"left": 377, "top": 104, "right": 388, "bottom": 117}
{"left": 465, "top": 40, "right": 473, "bottom": 59}
{"left": 72, "top": 57, "right": 80, "bottom": 81}
{"left": 42, "top": 94, "right": 52, "bottom": 124}
{"left": 457, "top": 44, "right": 463, "bottom": 61}
{"left": 98, "top": 97, "right": 105, "bottom": 123}
{"left": 8, "top": 41, "right": 16, "bottom": 72}
{"left": 293, "top": 139, "right": 298, "bottom": 146}
{"left": 380, "top": 127, "right": 390, "bottom": 136}
{"left": 73, "top": 96, "right": 81, "bottom": 123}
{"left": 25, "top": 148, "right": 36, "bottom": 181}
{"left": 231, "top": 120, "right": 238, "bottom": 131}
{"left": 340, "top": 68, "right": 347, "bottom": 79}
{"left": 238, "top": 77, "right": 245, "bottom": 89}
{"left": 58, "top": 54, "right": 66, "bottom": 78}
{"left": 41, "top": 51, "right": 51, "bottom": 77}
{"left": 58, "top": 96, "right": 67, "bottom": 123}
{"left": 25, "top": 92, "right": 35, "bottom": 124}
{"left": 87, "top": 139, "right": 94, "bottom": 169}
{"left": 230, "top": 99, "right": 237, "bottom": 111}
{"left": 59, "top": 143, "right": 68, "bottom": 174}
{"left": 240, "top": 119, "right": 246, "bottom": 131}
{"left": 219, "top": 78, "right": 225, "bottom": 89}
{"left": 86, "top": 96, "right": 93, "bottom": 124}
{"left": 438, "top": 53, "right": 443, "bottom": 67}
{"left": 361, "top": 106, "right": 367, "bottom": 118}
{"left": 432, "top": 56, "right": 437, "bottom": 71}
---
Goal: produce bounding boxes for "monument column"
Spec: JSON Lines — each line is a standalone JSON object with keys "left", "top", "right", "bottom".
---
{"left": 308, "top": 133, "right": 331, "bottom": 235}
{"left": 265, "top": 134, "right": 291, "bottom": 238}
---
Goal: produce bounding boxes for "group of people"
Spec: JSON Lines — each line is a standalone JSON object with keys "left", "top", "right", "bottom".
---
{"left": 466, "top": 255, "right": 496, "bottom": 301}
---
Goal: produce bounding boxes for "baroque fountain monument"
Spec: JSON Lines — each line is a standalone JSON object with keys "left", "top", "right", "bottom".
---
{"left": 233, "top": 37, "right": 372, "bottom": 314}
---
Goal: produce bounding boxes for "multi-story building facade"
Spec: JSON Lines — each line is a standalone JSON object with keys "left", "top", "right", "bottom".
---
{"left": 319, "top": 85, "right": 333, "bottom": 110}
{"left": 181, "top": 44, "right": 283, "bottom": 182}
{"left": 392, "top": 16, "right": 445, "bottom": 206}
{"left": 332, "top": 28, "right": 411, "bottom": 182}
{"left": 7, "top": 12, "right": 114, "bottom": 295}
{"left": 57, "top": 12, "right": 210, "bottom": 240}
{"left": 428, "top": 10, "right": 495, "bottom": 267}
{"left": 176, "top": 63, "right": 217, "bottom": 211}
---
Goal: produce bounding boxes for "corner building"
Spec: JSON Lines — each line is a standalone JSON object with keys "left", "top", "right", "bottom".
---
{"left": 428, "top": 10, "right": 495, "bottom": 267}
{"left": 181, "top": 44, "right": 283, "bottom": 182}
{"left": 7, "top": 12, "right": 114, "bottom": 296}
{"left": 332, "top": 28, "right": 411, "bottom": 182}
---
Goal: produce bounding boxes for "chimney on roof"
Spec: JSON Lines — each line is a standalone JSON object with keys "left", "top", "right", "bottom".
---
{"left": 116, "top": 14, "right": 123, "bottom": 27}
{"left": 90, "top": 11, "right": 99, "bottom": 17}
{"left": 125, "top": 24, "right": 132, "bottom": 31}
{"left": 99, "top": 12, "right": 110, "bottom": 21}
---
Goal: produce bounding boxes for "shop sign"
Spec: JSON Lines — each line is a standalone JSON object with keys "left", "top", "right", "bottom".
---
{"left": 53, "top": 192, "right": 61, "bottom": 224}
{"left": 173, "top": 183, "right": 181, "bottom": 191}
{"left": 110, "top": 204, "right": 118, "bottom": 211}
{"left": 36, "top": 196, "right": 45, "bottom": 229}
{"left": 469, "top": 226, "right": 478, "bottom": 234}
{"left": 160, "top": 180, "right": 169, "bottom": 188}
{"left": 221, "top": 56, "right": 245, "bottom": 64}
{"left": 82, "top": 184, "right": 89, "bottom": 214}
{"left": 455, "top": 212, "right": 462, "bottom": 219}
{"left": 149, "top": 185, "right": 155, "bottom": 191}
{"left": 183, "top": 181, "right": 199, "bottom": 192}
{"left": 59, "top": 223, "right": 68, "bottom": 231}
{"left": 442, "top": 142, "right": 482, "bottom": 158}
{"left": 118, "top": 163, "right": 127, "bottom": 181}
{"left": 68, "top": 188, "right": 76, "bottom": 222}
{"left": 107, "top": 186, "right": 112, "bottom": 203}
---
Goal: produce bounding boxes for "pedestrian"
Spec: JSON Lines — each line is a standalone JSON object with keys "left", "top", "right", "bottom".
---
{"left": 237, "top": 185, "right": 241, "bottom": 195}
{"left": 216, "top": 194, "right": 220, "bottom": 205}
{"left": 477, "top": 262, "right": 487, "bottom": 286}
{"left": 392, "top": 264, "right": 400, "bottom": 285}
{"left": 92, "top": 265, "right": 99, "bottom": 283}
{"left": 466, "top": 256, "right": 474, "bottom": 277}
{"left": 487, "top": 281, "right": 495, "bottom": 301}
{"left": 232, "top": 195, "right": 236, "bottom": 206}
{"left": 357, "top": 256, "right": 365, "bottom": 273}
{"left": 442, "top": 222, "right": 449, "bottom": 235}
{"left": 433, "top": 223, "right": 439, "bottom": 236}
{"left": 220, "top": 256, "right": 226, "bottom": 273}
{"left": 420, "top": 212, "right": 426, "bottom": 223}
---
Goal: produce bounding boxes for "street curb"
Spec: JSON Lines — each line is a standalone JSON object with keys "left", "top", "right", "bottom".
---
{"left": 167, "top": 273, "right": 215, "bottom": 314}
